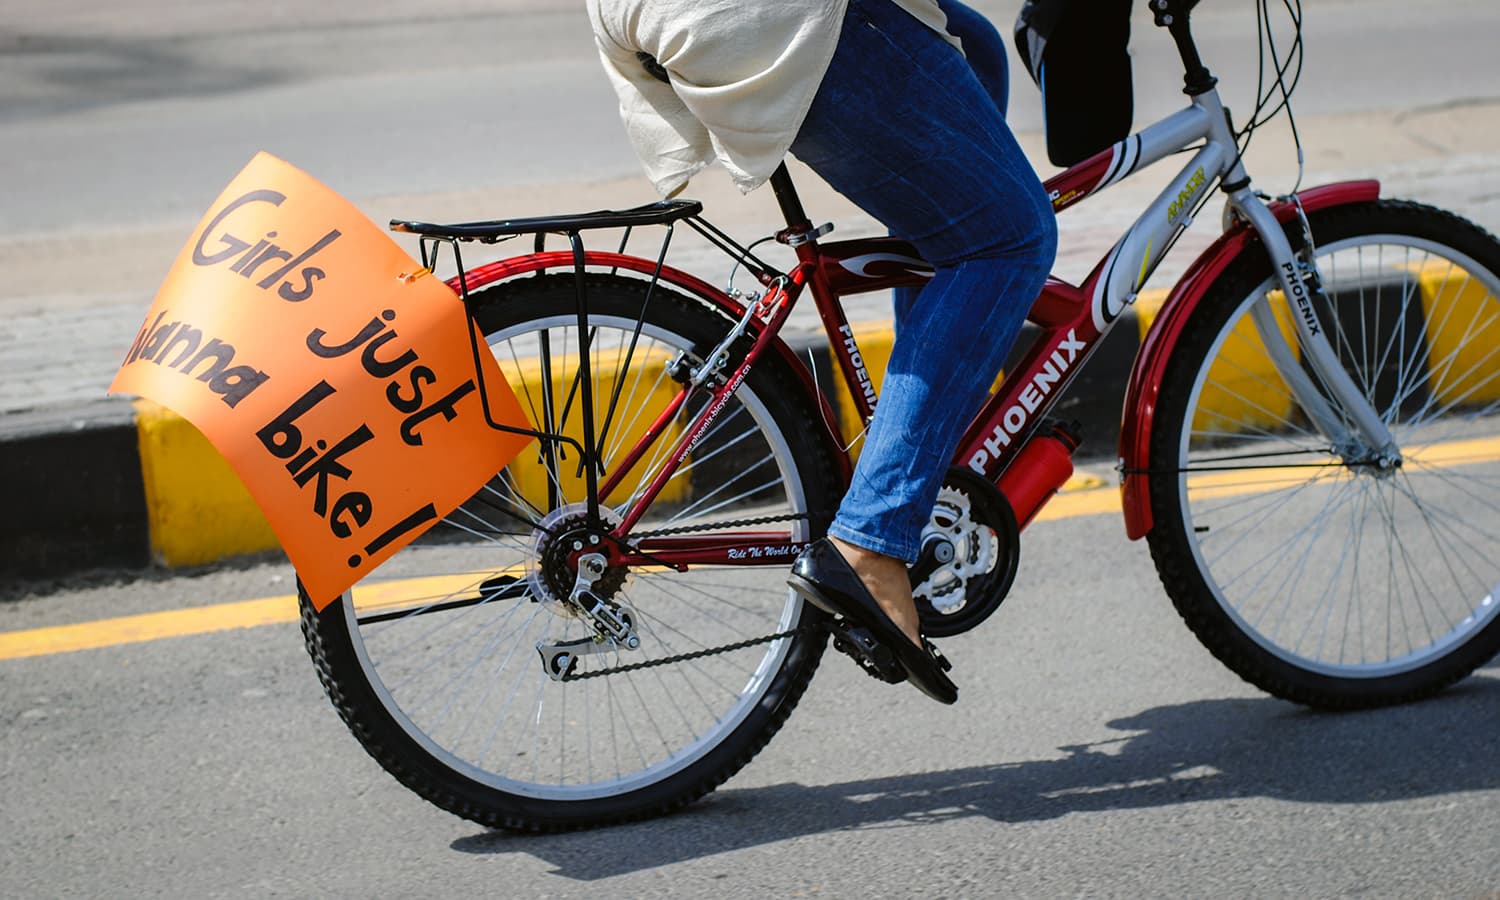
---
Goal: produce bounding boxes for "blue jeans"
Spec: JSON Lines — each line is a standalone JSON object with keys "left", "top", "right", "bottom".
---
{"left": 891, "top": 0, "right": 1011, "bottom": 323}
{"left": 789, "top": 0, "right": 1057, "bottom": 563}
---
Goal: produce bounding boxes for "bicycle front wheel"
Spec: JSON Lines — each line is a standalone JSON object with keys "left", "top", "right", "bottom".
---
{"left": 300, "top": 273, "right": 841, "bottom": 830}
{"left": 1148, "top": 200, "right": 1500, "bottom": 708}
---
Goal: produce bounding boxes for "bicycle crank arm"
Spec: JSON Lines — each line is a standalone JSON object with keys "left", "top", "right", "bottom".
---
{"left": 907, "top": 534, "right": 955, "bottom": 588}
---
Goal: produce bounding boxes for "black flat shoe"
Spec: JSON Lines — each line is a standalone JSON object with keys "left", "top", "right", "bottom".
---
{"left": 788, "top": 538, "right": 958, "bottom": 705}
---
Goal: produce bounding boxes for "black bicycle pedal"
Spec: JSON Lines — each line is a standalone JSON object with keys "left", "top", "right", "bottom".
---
{"left": 925, "top": 640, "right": 953, "bottom": 673}
{"left": 830, "top": 621, "right": 907, "bottom": 684}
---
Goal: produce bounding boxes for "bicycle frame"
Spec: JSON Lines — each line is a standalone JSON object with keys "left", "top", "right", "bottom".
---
{"left": 444, "top": 13, "right": 1396, "bottom": 565}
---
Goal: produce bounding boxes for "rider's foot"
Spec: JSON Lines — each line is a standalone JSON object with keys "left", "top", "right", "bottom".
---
{"left": 828, "top": 537, "right": 922, "bottom": 647}
{"left": 788, "top": 537, "right": 957, "bottom": 704}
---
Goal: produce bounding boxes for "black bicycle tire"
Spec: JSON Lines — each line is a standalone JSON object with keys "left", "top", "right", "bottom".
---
{"left": 300, "top": 273, "right": 842, "bottom": 830}
{"left": 1147, "top": 199, "right": 1500, "bottom": 709}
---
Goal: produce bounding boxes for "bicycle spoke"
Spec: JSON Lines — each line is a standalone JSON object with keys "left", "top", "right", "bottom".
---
{"left": 1391, "top": 470, "right": 1489, "bottom": 626}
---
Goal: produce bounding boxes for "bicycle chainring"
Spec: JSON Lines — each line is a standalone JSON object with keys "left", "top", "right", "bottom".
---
{"left": 912, "top": 467, "right": 1020, "bottom": 637}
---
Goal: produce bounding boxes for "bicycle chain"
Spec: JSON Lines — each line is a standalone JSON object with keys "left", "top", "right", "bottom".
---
{"left": 560, "top": 626, "right": 821, "bottom": 680}
{"left": 629, "top": 510, "right": 813, "bottom": 539}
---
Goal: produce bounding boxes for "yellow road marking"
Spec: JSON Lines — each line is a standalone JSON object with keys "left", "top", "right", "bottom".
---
{"left": 0, "top": 569, "right": 522, "bottom": 662}
{"left": 0, "top": 595, "right": 298, "bottom": 661}
{"left": 1405, "top": 433, "right": 1500, "bottom": 469}
{"left": 4, "top": 436, "right": 1497, "bottom": 661}
{"left": 1033, "top": 485, "right": 1122, "bottom": 522}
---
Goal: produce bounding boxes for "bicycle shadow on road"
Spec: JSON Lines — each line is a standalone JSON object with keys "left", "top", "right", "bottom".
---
{"left": 452, "top": 670, "right": 1500, "bottom": 880}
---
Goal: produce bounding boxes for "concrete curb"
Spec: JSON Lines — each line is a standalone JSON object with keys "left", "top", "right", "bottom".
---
{"left": 10, "top": 263, "right": 1483, "bottom": 579}
{"left": 0, "top": 291, "right": 1162, "bottom": 580}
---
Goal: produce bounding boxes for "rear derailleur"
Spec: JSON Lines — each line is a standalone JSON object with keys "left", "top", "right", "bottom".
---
{"left": 536, "top": 553, "right": 641, "bottom": 682}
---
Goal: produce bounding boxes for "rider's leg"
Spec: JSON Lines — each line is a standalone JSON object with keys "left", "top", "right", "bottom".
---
{"left": 789, "top": 0, "right": 1056, "bottom": 645}
{"left": 943, "top": 0, "right": 1011, "bottom": 116}
{"left": 892, "top": 0, "right": 1013, "bottom": 325}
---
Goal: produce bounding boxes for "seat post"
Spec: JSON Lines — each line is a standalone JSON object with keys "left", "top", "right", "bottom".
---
{"left": 768, "top": 164, "right": 811, "bottom": 230}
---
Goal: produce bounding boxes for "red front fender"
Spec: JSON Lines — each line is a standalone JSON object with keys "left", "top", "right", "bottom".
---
{"left": 1117, "top": 180, "right": 1381, "bottom": 539}
{"left": 447, "top": 250, "right": 853, "bottom": 483}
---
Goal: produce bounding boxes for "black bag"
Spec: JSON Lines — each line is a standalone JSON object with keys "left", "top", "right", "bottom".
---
{"left": 1014, "top": 0, "right": 1134, "bottom": 167}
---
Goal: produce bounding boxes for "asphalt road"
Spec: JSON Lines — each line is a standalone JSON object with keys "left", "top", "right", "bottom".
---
{"left": 5, "top": 0, "right": 1500, "bottom": 236}
{"left": 3, "top": 507, "right": 1499, "bottom": 898}
{"left": 5, "top": 1, "right": 1500, "bottom": 896}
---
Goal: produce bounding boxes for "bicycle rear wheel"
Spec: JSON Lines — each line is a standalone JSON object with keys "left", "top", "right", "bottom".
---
{"left": 1148, "top": 200, "right": 1500, "bottom": 708}
{"left": 300, "top": 273, "right": 841, "bottom": 830}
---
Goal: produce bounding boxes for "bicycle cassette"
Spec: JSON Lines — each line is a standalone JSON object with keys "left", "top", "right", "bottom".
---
{"left": 909, "top": 467, "right": 1019, "bottom": 637}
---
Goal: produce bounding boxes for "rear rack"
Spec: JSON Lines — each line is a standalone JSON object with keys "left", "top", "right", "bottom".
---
{"left": 393, "top": 197, "right": 748, "bottom": 526}
{"left": 390, "top": 199, "right": 703, "bottom": 243}
{"left": 390, "top": 195, "right": 789, "bottom": 528}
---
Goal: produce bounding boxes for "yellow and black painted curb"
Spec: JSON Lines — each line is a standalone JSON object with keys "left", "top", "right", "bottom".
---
{"left": 0, "top": 293, "right": 1160, "bottom": 578}
{"left": 0, "top": 404, "right": 149, "bottom": 578}
{"left": 3, "top": 263, "right": 1488, "bottom": 578}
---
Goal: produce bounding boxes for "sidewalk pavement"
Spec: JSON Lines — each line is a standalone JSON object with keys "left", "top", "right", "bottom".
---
{"left": 5, "top": 103, "right": 1500, "bottom": 581}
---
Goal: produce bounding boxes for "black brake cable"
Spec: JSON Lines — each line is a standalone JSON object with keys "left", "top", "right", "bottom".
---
{"left": 1150, "top": 0, "right": 1308, "bottom": 290}
{"left": 1224, "top": 0, "right": 1306, "bottom": 190}
{"left": 1261, "top": 0, "right": 1307, "bottom": 193}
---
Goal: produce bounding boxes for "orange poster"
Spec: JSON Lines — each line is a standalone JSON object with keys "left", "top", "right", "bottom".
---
{"left": 111, "top": 152, "right": 535, "bottom": 609}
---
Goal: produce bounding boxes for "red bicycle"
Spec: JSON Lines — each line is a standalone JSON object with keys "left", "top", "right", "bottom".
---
{"left": 301, "top": 0, "right": 1500, "bottom": 830}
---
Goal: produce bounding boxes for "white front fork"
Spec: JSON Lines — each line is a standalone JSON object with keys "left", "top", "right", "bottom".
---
{"left": 1229, "top": 189, "right": 1401, "bottom": 463}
